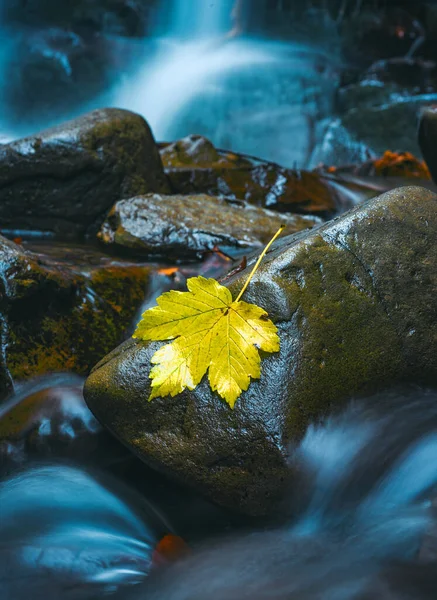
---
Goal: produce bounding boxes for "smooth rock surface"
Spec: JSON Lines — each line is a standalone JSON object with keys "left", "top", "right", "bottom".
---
{"left": 0, "top": 108, "right": 170, "bottom": 236}
{"left": 0, "top": 236, "right": 153, "bottom": 400}
{"left": 98, "top": 194, "right": 321, "bottom": 258}
{"left": 84, "top": 186, "right": 437, "bottom": 516}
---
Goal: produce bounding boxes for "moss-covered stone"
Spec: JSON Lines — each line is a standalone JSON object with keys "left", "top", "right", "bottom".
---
{"left": 84, "top": 186, "right": 437, "bottom": 517}
{"left": 160, "top": 135, "right": 338, "bottom": 216}
{"left": 0, "top": 236, "right": 152, "bottom": 399}
{"left": 98, "top": 193, "right": 321, "bottom": 259}
{"left": 0, "top": 108, "right": 170, "bottom": 237}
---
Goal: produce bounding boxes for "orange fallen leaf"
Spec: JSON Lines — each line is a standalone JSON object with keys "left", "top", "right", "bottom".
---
{"left": 158, "top": 267, "right": 179, "bottom": 277}
{"left": 373, "top": 151, "right": 431, "bottom": 179}
{"left": 152, "top": 534, "right": 191, "bottom": 567}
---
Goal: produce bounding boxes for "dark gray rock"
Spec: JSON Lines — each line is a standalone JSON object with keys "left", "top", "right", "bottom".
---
{"left": 98, "top": 194, "right": 321, "bottom": 258}
{"left": 0, "top": 108, "right": 170, "bottom": 236}
{"left": 84, "top": 186, "right": 437, "bottom": 516}
{"left": 419, "top": 106, "right": 437, "bottom": 182}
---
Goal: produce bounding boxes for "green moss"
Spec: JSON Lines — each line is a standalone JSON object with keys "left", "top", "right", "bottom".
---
{"left": 5, "top": 263, "right": 151, "bottom": 384}
{"left": 279, "top": 236, "right": 404, "bottom": 437}
{"left": 81, "top": 113, "right": 168, "bottom": 196}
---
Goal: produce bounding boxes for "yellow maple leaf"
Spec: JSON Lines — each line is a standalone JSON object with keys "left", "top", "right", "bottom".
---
{"left": 133, "top": 228, "right": 283, "bottom": 408}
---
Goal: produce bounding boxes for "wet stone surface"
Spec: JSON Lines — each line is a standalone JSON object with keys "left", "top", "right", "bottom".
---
{"left": 159, "top": 135, "right": 340, "bottom": 216}
{"left": 0, "top": 108, "right": 170, "bottom": 237}
{"left": 85, "top": 186, "right": 437, "bottom": 516}
{"left": 98, "top": 193, "right": 321, "bottom": 259}
{"left": 0, "top": 236, "right": 155, "bottom": 399}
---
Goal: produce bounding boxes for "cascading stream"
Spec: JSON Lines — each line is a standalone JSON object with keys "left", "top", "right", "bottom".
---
{"left": 113, "top": 0, "right": 341, "bottom": 166}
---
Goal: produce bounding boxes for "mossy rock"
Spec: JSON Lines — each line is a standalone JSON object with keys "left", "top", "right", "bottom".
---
{"left": 84, "top": 186, "right": 437, "bottom": 517}
{"left": 98, "top": 193, "right": 321, "bottom": 259}
{"left": 0, "top": 236, "right": 152, "bottom": 399}
{"left": 0, "top": 108, "right": 170, "bottom": 237}
{"left": 160, "top": 135, "right": 338, "bottom": 217}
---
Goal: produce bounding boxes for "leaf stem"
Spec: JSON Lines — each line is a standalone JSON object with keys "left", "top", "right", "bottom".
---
{"left": 235, "top": 225, "right": 285, "bottom": 302}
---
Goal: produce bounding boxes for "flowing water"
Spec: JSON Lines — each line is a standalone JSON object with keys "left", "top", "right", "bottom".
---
{"left": 1, "top": 382, "right": 437, "bottom": 599}
{"left": 0, "top": 2, "right": 435, "bottom": 599}
{"left": 113, "top": 0, "right": 341, "bottom": 166}
{"left": 0, "top": 0, "right": 341, "bottom": 166}
{"left": 126, "top": 388, "right": 437, "bottom": 600}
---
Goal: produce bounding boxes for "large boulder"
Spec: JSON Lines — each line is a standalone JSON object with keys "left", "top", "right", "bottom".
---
{"left": 0, "top": 108, "right": 170, "bottom": 236}
{"left": 84, "top": 186, "right": 437, "bottom": 516}
{"left": 98, "top": 194, "right": 321, "bottom": 259}
{"left": 0, "top": 236, "right": 153, "bottom": 400}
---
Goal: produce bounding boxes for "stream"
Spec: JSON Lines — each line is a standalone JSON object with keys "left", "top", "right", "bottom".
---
{"left": 1, "top": 382, "right": 437, "bottom": 599}
{"left": 0, "top": 1, "right": 436, "bottom": 599}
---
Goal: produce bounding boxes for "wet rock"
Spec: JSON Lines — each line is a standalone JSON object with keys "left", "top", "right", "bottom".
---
{"left": 160, "top": 135, "right": 338, "bottom": 216}
{"left": 335, "top": 86, "right": 437, "bottom": 158}
{"left": 159, "top": 134, "right": 242, "bottom": 169}
{"left": 84, "top": 186, "right": 437, "bottom": 516}
{"left": 418, "top": 106, "right": 437, "bottom": 182}
{"left": 0, "top": 108, "right": 170, "bottom": 236}
{"left": 0, "top": 235, "right": 153, "bottom": 400}
{"left": 98, "top": 194, "right": 321, "bottom": 259}
{"left": 334, "top": 55, "right": 437, "bottom": 159}
{"left": 364, "top": 57, "right": 437, "bottom": 94}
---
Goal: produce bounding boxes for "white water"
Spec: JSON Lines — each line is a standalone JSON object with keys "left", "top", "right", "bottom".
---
{"left": 113, "top": 0, "right": 341, "bottom": 166}
{"left": 156, "top": 0, "right": 235, "bottom": 38}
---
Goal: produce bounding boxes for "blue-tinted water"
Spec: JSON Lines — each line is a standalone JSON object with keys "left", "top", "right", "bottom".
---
{"left": 1, "top": 383, "right": 437, "bottom": 599}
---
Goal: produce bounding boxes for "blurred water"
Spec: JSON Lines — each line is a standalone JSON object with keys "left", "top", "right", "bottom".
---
{"left": 113, "top": 0, "right": 341, "bottom": 166}
{"left": 0, "top": 465, "right": 162, "bottom": 600}
{"left": 130, "top": 389, "right": 437, "bottom": 600}
{"left": 2, "top": 380, "right": 437, "bottom": 599}
{"left": 155, "top": 0, "right": 235, "bottom": 38}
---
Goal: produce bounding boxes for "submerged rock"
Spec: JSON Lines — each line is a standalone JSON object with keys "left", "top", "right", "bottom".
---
{"left": 0, "top": 108, "right": 169, "bottom": 237}
{"left": 0, "top": 236, "right": 153, "bottom": 400}
{"left": 84, "top": 186, "right": 437, "bottom": 516}
{"left": 98, "top": 194, "right": 321, "bottom": 259}
{"left": 160, "top": 135, "right": 338, "bottom": 216}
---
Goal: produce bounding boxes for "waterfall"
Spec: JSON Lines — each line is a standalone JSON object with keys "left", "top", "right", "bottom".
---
{"left": 159, "top": 0, "right": 236, "bottom": 38}
{"left": 113, "top": 1, "right": 341, "bottom": 166}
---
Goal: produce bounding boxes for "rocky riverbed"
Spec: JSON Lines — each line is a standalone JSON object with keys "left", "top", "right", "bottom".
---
{"left": 0, "top": 3, "right": 437, "bottom": 596}
{"left": 0, "top": 105, "right": 434, "bottom": 513}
